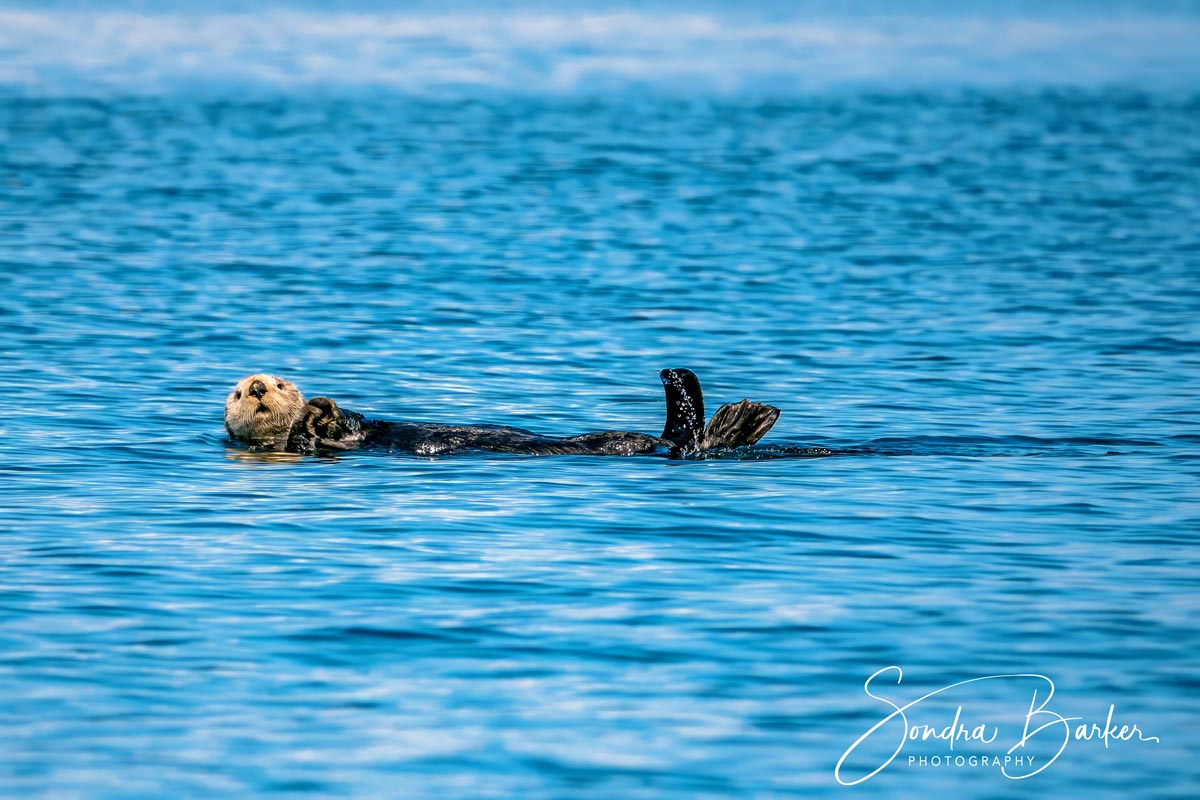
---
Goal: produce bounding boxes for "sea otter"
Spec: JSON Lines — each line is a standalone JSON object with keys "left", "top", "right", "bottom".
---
{"left": 224, "top": 369, "right": 780, "bottom": 457}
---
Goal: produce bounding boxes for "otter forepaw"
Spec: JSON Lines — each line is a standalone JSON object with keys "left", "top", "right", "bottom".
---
{"left": 302, "top": 396, "right": 342, "bottom": 438}
{"left": 313, "top": 437, "right": 355, "bottom": 451}
{"left": 288, "top": 395, "right": 365, "bottom": 453}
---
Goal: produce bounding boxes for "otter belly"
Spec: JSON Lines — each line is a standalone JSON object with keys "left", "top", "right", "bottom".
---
{"left": 362, "top": 422, "right": 668, "bottom": 456}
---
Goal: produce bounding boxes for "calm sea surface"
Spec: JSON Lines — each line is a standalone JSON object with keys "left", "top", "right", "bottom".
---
{"left": 1, "top": 3, "right": 1198, "bottom": 797}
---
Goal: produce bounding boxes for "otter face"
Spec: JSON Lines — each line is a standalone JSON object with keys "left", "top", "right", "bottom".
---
{"left": 224, "top": 374, "right": 305, "bottom": 449}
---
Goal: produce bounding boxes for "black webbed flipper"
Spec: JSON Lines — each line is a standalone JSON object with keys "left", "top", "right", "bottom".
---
{"left": 659, "top": 368, "right": 706, "bottom": 451}
{"left": 702, "top": 399, "right": 781, "bottom": 449}
{"left": 660, "top": 368, "right": 781, "bottom": 453}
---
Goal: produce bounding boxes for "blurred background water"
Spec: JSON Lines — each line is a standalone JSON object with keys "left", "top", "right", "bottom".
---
{"left": 1, "top": 1, "right": 1198, "bottom": 797}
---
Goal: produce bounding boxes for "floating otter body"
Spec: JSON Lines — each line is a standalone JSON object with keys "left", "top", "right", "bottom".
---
{"left": 224, "top": 369, "right": 780, "bottom": 457}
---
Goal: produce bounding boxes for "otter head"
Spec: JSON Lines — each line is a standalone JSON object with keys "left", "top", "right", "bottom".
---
{"left": 224, "top": 373, "right": 305, "bottom": 450}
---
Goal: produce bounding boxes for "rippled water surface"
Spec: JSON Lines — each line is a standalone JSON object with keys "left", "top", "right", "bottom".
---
{"left": 1, "top": 3, "right": 1198, "bottom": 797}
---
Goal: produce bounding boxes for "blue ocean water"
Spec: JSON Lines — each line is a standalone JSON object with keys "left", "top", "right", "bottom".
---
{"left": 1, "top": 2, "right": 1198, "bottom": 797}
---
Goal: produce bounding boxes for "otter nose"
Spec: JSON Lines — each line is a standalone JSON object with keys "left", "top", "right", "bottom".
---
{"left": 248, "top": 380, "right": 267, "bottom": 400}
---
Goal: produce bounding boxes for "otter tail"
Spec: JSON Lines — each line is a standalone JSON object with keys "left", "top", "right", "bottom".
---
{"left": 660, "top": 368, "right": 706, "bottom": 450}
{"left": 659, "top": 368, "right": 780, "bottom": 452}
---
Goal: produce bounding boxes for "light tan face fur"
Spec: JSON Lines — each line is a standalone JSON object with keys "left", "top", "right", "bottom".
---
{"left": 224, "top": 374, "right": 306, "bottom": 448}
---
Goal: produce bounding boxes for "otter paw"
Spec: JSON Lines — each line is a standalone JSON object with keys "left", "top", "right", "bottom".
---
{"left": 313, "top": 437, "right": 355, "bottom": 451}
{"left": 302, "top": 396, "right": 342, "bottom": 437}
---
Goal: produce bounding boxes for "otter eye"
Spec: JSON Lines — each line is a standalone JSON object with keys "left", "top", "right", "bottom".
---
{"left": 277, "top": 383, "right": 285, "bottom": 390}
{"left": 235, "top": 391, "right": 241, "bottom": 399}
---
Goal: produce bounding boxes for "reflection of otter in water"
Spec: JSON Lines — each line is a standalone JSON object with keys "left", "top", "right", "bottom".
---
{"left": 224, "top": 369, "right": 780, "bottom": 457}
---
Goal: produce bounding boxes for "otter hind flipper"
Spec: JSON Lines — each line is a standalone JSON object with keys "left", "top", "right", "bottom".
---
{"left": 659, "top": 368, "right": 706, "bottom": 450}
{"left": 701, "top": 399, "right": 781, "bottom": 450}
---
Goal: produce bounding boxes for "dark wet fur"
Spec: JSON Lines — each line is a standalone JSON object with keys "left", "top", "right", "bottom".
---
{"left": 280, "top": 368, "right": 779, "bottom": 457}
{"left": 285, "top": 407, "right": 670, "bottom": 456}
